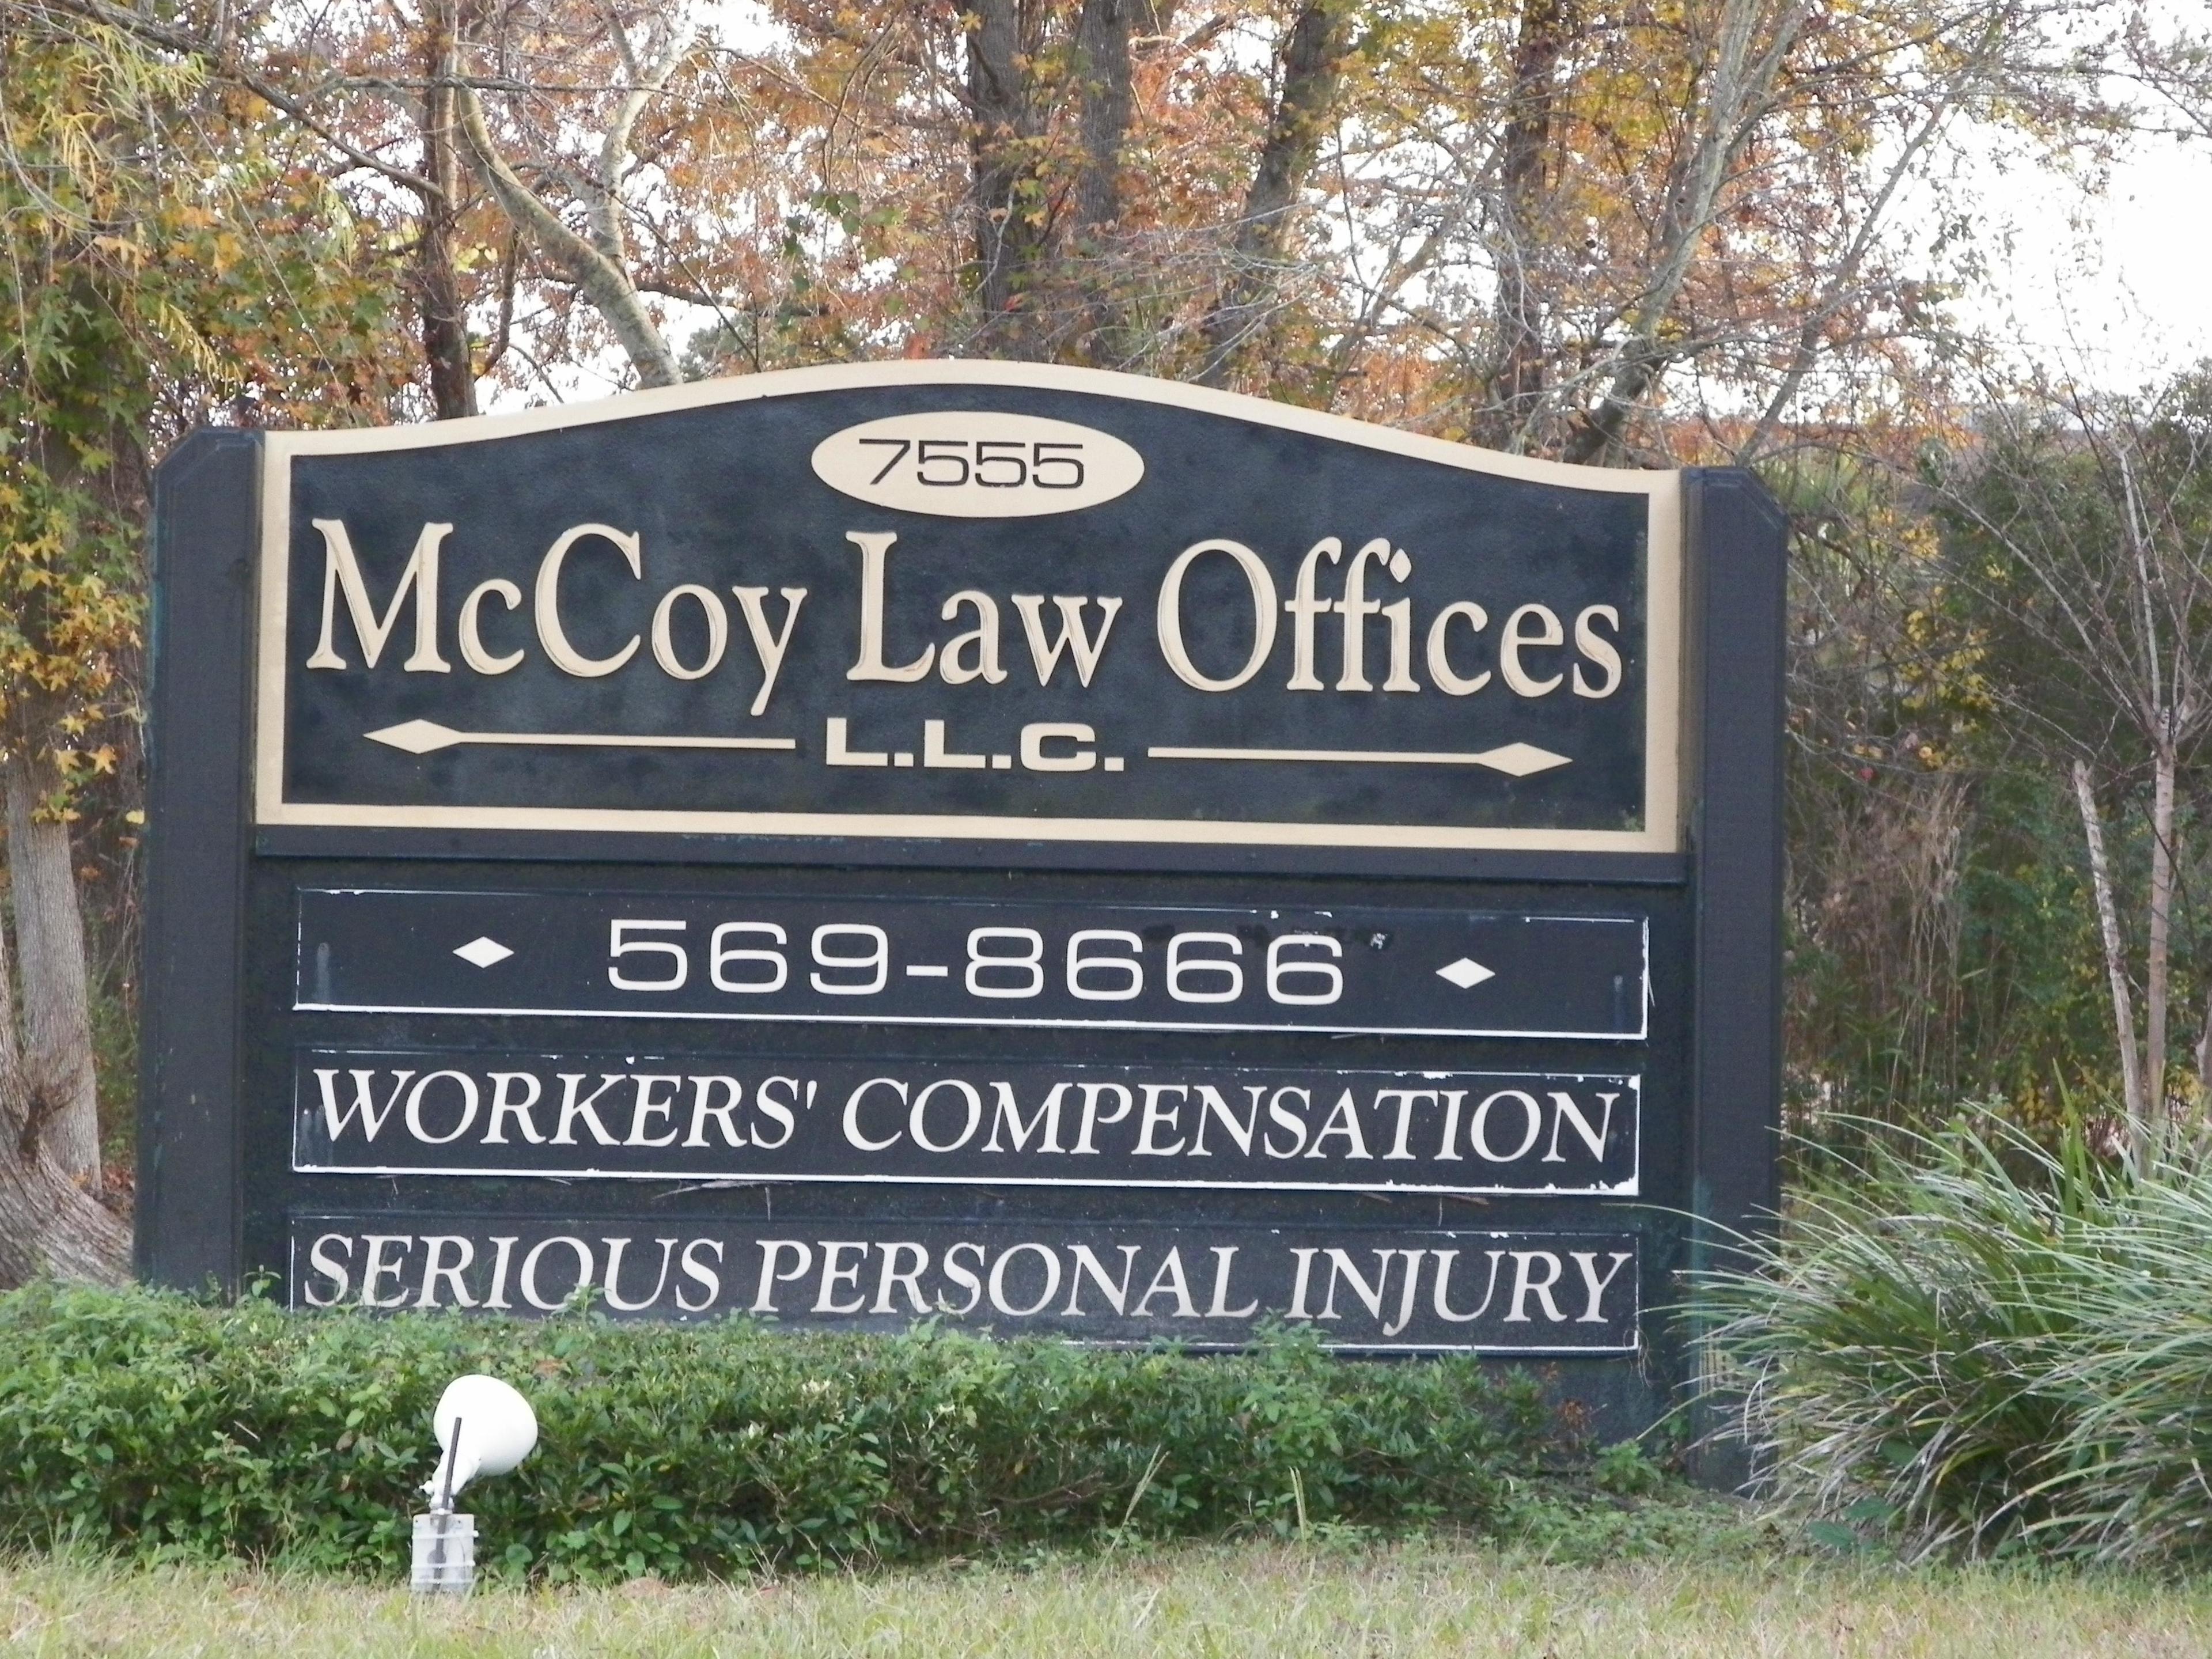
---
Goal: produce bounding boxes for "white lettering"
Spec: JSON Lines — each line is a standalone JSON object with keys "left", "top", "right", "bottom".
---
{"left": 1283, "top": 537, "right": 1342, "bottom": 691}
{"left": 1012, "top": 594, "right": 1122, "bottom": 685}
{"left": 683, "top": 1077, "right": 745, "bottom": 1148}
{"left": 938, "top": 590, "right": 1007, "bottom": 684}
{"left": 482, "top": 1072, "right": 545, "bottom": 1145}
{"left": 304, "top": 1233, "right": 353, "bottom": 1306}
{"left": 1570, "top": 1250, "right": 1634, "bottom": 1323}
{"left": 676, "top": 1239, "right": 724, "bottom": 1312}
{"left": 1156, "top": 538, "right": 1278, "bottom": 691}
{"left": 305, "top": 520, "right": 451, "bottom": 672}
{"left": 1544, "top": 1090, "right": 1619, "bottom": 1164}
{"left": 520, "top": 1236, "right": 593, "bottom": 1310}
{"left": 1426, "top": 601, "right": 1491, "bottom": 695}
{"left": 730, "top": 586, "right": 808, "bottom": 715}
{"left": 751, "top": 1240, "right": 815, "bottom": 1312}
{"left": 316, "top": 1069, "right": 410, "bottom": 1143}
{"left": 535, "top": 523, "right": 642, "bottom": 677}
{"left": 403, "top": 1070, "right": 479, "bottom": 1146}
{"left": 845, "top": 531, "right": 933, "bottom": 681}
{"left": 1499, "top": 603, "right": 1564, "bottom": 696}
{"left": 814, "top": 1240, "right": 869, "bottom": 1313}
{"left": 1505, "top": 1251, "right": 1567, "bottom": 1322}
{"left": 458, "top": 577, "right": 524, "bottom": 674}
{"left": 1573, "top": 604, "right": 1623, "bottom": 698}
{"left": 416, "top": 1236, "right": 478, "bottom": 1308}
{"left": 987, "top": 1243, "right": 1061, "bottom": 1317}
{"left": 650, "top": 584, "right": 728, "bottom": 680}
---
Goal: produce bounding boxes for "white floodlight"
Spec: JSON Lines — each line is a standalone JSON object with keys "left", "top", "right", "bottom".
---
{"left": 425, "top": 1374, "right": 539, "bottom": 1498}
{"left": 411, "top": 1374, "right": 540, "bottom": 1596}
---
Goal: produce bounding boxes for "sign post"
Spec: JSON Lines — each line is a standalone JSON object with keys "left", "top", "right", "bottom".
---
{"left": 141, "top": 363, "right": 1782, "bottom": 1435}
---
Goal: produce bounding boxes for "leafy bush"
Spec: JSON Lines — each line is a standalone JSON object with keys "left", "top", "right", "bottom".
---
{"left": 0, "top": 1286, "right": 1552, "bottom": 1581}
{"left": 1698, "top": 1116, "right": 2212, "bottom": 1564}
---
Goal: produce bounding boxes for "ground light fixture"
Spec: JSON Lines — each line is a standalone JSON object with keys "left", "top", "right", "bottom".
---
{"left": 411, "top": 1374, "right": 540, "bottom": 1595}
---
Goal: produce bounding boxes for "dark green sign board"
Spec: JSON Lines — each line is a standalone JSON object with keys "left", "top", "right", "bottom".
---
{"left": 142, "top": 363, "right": 1782, "bottom": 1431}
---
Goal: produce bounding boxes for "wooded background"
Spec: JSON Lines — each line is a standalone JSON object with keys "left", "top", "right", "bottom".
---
{"left": 4, "top": 0, "right": 2210, "bottom": 1277}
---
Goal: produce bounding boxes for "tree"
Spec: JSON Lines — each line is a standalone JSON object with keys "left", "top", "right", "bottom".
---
{"left": 1324, "top": 0, "right": 2123, "bottom": 460}
{"left": 1934, "top": 369, "right": 2212, "bottom": 1157}
{"left": 447, "top": 0, "right": 694, "bottom": 385}
{"left": 0, "top": 2, "right": 402, "bottom": 1277}
{"left": 92, "top": 0, "right": 2127, "bottom": 438}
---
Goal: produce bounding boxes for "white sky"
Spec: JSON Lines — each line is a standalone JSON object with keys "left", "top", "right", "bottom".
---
{"left": 1953, "top": 126, "right": 2212, "bottom": 389}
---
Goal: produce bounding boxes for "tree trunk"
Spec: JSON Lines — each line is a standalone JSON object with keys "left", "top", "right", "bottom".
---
{"left": 966, "top": 0, "right": 1052, "bottom": 358}
{"left": 416, "top": 2, "right": 479, "bottom": 419}
{"left": 452, "top": 81, "right": 682, "bottom": 387}
{"left": 1562, "top": 0, "right": 1806, "bottom": 463}
{"left": 0, "top": 887, "right": 126, "bottom": 1286}
{"left": 5, "top": 752, "right": 100, "bottom": 1187}
{"left": 1194, "top": 0, "right": 1355, "bottom": 388}
{"left": 1070, "top": 0, "right": 1138, "bottom": 360}
{"left": 1072, "top": 0, "right": 1135, "bottom": 238}
{"left": 2074, "top": 759, "right": 2146, "bottom": 1157}
{"left": 1475, "top": 0, "right": 1575, "bottom": 449}
{"left": 2147, "top": 737, "right": 2177, "bottom": 1120}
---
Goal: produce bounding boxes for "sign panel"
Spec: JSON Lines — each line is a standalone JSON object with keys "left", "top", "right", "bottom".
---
{"left": 144, "top": 361, "right": 1785, "bottom": 1411}
{"left": 290, "top": 1216, "right": 1639, "bottom": 1352}
{"left": 296, "top": 889, "right": 1650, "bottom": 1039}
{"left": 291, "top": 1050, "right": 1641, "bottom": 1195}
{"left": 253, "top": 363, "right": 1680, "bottom": 853}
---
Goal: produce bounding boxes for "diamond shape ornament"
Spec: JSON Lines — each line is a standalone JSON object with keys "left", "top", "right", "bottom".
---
{"left": 365, "top": 718, "right": 463, "bottom": 754}
{"left": 453, "top": 936, "right": 514, "bottom": 968}
{"left": 1435, "top": 956, "right": 1495, "bottom": 989}
{"left": 1473, "top": 742, "right": 1571, "bottom": 777}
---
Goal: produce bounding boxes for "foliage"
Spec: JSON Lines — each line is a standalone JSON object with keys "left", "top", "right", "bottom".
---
{"left": 1771, "top": 368, "right": 2212, "bottom": 1145}
{"left": 0, "top": 9, "right": 401, "bottom": 796}
{"left": 208, "top": 0, "right": 2125, "bottom": 450}
{"left": 1781, "top": 758, "right": 2178, "bottom": 1139}
{"left": 20, "top": 0, "right": 2203, "bottom": 1196}
{"left": 1698, "top": 1115, "right": 2212, "bottom": 1565}
{"left": 0, "top": 1285, "right": 1554, "bottom": 1581}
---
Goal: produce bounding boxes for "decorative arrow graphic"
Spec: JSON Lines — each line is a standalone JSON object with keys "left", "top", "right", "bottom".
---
{"left": 1146, "top": 741, "right": 1569, "bottom": 777}
{"left": 1435, "top": 957, "right": 1497, "bottom": 990}
{"left": 365, "top": 719, "right": 797, "bottom": 756}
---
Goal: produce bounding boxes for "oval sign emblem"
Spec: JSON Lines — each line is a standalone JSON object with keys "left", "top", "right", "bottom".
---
{"left": 811, "top": 411, "right": 1143, "bottom": 518}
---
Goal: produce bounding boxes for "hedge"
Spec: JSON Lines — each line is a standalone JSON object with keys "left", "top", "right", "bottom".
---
{"left": 0, "top": 1284, "right": 1556, "bottom": 1581}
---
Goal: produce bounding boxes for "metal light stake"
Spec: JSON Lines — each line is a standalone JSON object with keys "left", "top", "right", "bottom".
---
{"left": 411, "top": 1414, "right": 476, "bottom": 1596}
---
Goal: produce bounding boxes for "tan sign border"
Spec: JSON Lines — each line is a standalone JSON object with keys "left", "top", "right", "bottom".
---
{"left": 253, "top": 360, "right": 1684, "bottom": 854}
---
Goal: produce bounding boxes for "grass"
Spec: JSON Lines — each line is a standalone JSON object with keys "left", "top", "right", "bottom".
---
{"left": 5, "top": 1528, "right": 2212, "bottom": 1657}
{"left": 1699, "top": 1117, "right": 2212, "bottom": 1563}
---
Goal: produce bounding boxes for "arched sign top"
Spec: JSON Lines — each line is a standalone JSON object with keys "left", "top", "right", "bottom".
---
{"left": 260, "top": 358, "right": 1673, "bottom": 497}
{"left": 248, "top": 359, "right": 1683, "bottom": 856}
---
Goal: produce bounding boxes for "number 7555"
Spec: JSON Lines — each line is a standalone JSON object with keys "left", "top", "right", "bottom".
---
{"left": 857, "top": 437, "right": 1085, "bottom": 490}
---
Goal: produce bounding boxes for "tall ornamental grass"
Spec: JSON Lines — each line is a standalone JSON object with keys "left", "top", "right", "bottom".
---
{"left": 1700, "top": 1118, "right": 2212, "bottom": 1563}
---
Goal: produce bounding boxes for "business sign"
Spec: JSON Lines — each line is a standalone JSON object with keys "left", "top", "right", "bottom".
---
{"left": 255, "top": 369, "right": 1676, "bottom": 850}
{"left": 143, "top": 362, "right": 1781, "bottom": 1406}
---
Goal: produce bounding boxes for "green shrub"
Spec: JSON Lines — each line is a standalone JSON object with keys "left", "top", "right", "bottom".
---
{"left": 0, "top": 1285, "right": 1551, "bottom": 1581}
{"left": 1698, "top": 1116, "right": 2212, "bottom": 1565}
